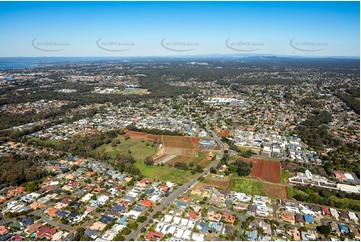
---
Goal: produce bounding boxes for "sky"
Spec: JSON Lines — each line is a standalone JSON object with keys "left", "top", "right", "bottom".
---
{"left": 0, "top": 1, "right": 359, "bottom": 57}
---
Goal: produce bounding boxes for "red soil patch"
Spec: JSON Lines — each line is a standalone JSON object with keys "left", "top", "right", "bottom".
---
{"left": 200, "top": 158, "right": 210, "bottom": 167}
{"left": 163, "top": 136, "right": 195, "bottom": 149}
{"left": 147, "top": 134, "right": 162, "bottom": 142}
{"left": 125, "top": 130, "right": 147, "bottom": 136}
{"left": 263, "top": 183, "right": 288, "bottom": 199}
{"left": 238, "top": 157, "right": 281, "bottom": 183}
{"left": 251, "top": 159, "right": 281, "bottom": 183}
{"left": 191, "top": 137, "right": 201, "bottom": 147}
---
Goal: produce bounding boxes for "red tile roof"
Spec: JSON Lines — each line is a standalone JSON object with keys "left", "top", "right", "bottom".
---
{"left": 36, "top": 226, "right": 56, "bottom": 239}
{"left": 146, "top": 231, "right": 163, "bottom": 241}
{"left": 142, "top": 200, "right": 152, "bottom": 207}
{"left": 188, "top": 212, "right": 197, "bottom": 220}
{"left": 322, "top": 207, "right": 331, "bottom": 215}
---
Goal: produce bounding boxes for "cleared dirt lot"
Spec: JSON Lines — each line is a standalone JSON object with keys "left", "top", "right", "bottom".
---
{"left": 162, "top": 136, "right": 195, "bottom": 149}
{"left": 238, "top": 157, "right": 281, "bottom": 183}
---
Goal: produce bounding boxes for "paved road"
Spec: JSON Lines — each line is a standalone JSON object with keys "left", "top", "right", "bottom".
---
{"left": 272, "top": 204, "right": 279, "bottom": 220}
{"left": 31, "top": 203, "right": 75, "bottom": 231}
{"left": 320, "top": 218, "right": 359, "bottom": 227}
{"left": 126, "top": 121, "right": 226, "bottom": 240}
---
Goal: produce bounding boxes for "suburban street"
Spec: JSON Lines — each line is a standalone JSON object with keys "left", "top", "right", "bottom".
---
{"left": 31, "top": 203, "right": 76, "bottom": 232}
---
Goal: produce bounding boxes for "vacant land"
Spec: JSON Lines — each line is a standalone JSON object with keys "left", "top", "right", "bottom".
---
{"left": 118, "top": 88, "right": 148, "bottom": 95}
{"left": 250, "top": 158, "right": 281, "bottom": 183}
{"left": 162, "top": 136, "right": 195, "bottom": 149}
{"left": 281, "top": 169, "right": 293, "bottom": 184}
{"left": 229, "top": 177, "right": 265, "bottom": 195}
{"left": 135, "top": 160, "right": 197, "bottom": 185}
{"left": 96, "top": 135, "right": 157, "bottom": 162}
{"left": 204, "top": 176, "right": 230, "bottom": 190}
{"left": 95, "top": 135, "right": 197, "bottom": 184}
{"left": 161, "top": 147, "right": 198, "bottom": 157}
{"left": 263, "top": 183, "right": 288, "bottom": 199}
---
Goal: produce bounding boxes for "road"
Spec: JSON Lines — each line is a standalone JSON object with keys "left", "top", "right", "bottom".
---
{"left": 126, "top": 121, "right": 226, "bottom": 240}
{"left": 320, "top": 218, "right": 359, "bottom": 228}
{"left": 31, "top": 203, "right": 75, "bottom": 231}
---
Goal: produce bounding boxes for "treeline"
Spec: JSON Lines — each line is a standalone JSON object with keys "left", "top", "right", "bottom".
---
{"left": 292, "top": 185, "right": 360, "bottom": 211}
{"left": 108, "top": 154, "right": 141, "bottom": 176}
{"left": 227, "top": 159, "right": 253, "bottom": 176}
{"left": 336, "top": 89, "right": 360, "bottom": 114}
{"left": 0, "top": 153, "right": 47, "bottom": 189}
{"left": 126, "top": 125, "right": 184, "bottom": 136}
{"left": 57, "top": 130, "right": 122, "bottom": 156}
{"left": 322, "top": 142, "right": 360, "bottom": 178}
{"left": 296, "top": 110, "right": 340, "bottom": 150}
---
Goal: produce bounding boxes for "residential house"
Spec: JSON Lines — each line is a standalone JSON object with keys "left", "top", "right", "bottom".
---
{"left": 288, "top": 228, "right": 301, "bottom": 241}
{"left": 348, "top": 212, "right": 359, "bottom": 222}
{"left": 329, "top": 208, "right": 339, "bottom": 219}
{"left": 246, "top": 230, "right": 258, "bottom": 241}
{"left": 338, "top": 211, "right": 349, "bottom": 221}
{"left": 339, "top": 224, "right": 349, "bottom": 234}
{"left": 247, "top": 204, "right": 257, "bottom": 216}
{"left": 281, "top": 211, "right": 295, "bottom": 224}
{"left": 301, "top": 231, "right": 316, "bottom": 241}
{"left": 26, "top": 222, "right": 42, "bottom": 235}
{"left": 0, "top": 226, "right": 8, "bottom": 236}
{"left": 295, "top": 213, "right": 304, "bottom": 224}
{"left": 348, "top": 225, "right": 360, "bottom": 240}
{"left": 304, "top": 214, "right": 314, "bottom": 224}
{"left": 146, "top": 231, "right": 163, "bottom": 241}
{"left": 36, "top": 226, "right": 57, "bottom": 240}
{"left": 208, "top": 211, "right": 221, "bottom": 222}
{"left": 330, "top": 222, "right": 340, "bottom": 235}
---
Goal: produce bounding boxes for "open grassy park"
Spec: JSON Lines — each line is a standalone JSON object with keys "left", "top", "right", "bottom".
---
{"left": 96, "top": 135, "right": 197, "bottom": 184}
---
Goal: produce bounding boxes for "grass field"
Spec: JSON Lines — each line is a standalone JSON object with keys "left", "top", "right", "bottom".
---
{"left": 229, "top": 177, "right": 265, "bottom": 195}
{"left": 96, "top": 135, "right": 197, "bottom": 184}
{"left": 186, "top": 152, "right": 206, "bottom": 166}
{"left": 135, "top": 160, "right": 197, "bottom": 185}
{"left": 117, "top": 88, "right": 148, "bottom": 95}
{"left": 281, "top": 169, "right": 293, "bottom": 184}
{"left": 96, "top": 136, "right": 157, "bottom": 162}
{"left": 237, "top": 146, "right": 261, "bottom": 153}
{"left": 203, "top": 175, "right": 230, "bottom": 189}
{"left": 30, "top": 137, "right": 60, "bottom": 147}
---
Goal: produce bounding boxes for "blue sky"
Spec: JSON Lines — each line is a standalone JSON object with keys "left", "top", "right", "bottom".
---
{"left": 0, "top": 1, "right": 359, "bottom": 57}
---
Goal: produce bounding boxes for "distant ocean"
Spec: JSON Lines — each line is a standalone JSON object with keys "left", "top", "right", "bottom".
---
{"left": 0, "top": 57, "right": 128, "bottom": 70}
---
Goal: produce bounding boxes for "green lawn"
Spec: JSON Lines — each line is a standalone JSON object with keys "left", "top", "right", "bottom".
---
{"left": 186, "top": 152, "right": 206, "bottom": 166}
{"left": 229, "top": 177, "right": 265, "bottom": 195}
{"left": 30, "top": 137, "right": 60, "bottom": 147}
{"left": 281, "top": 169, "right": 293, "bottom": 184}
{"left": 96, "top": 136, "right": 157, "bottom": 162}
{"left": 96, "top": 135, "right": 197, "bottom": 185}
{"left": 117, "top": 88, "right": 148, "bottom": 95}
{"left": 135, "top": 161, "right": 197, "bottom": 185}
